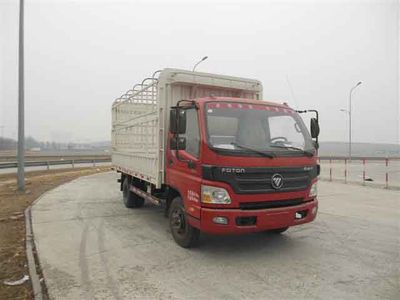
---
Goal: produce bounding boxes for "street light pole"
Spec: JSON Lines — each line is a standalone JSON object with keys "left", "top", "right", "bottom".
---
{"left": 339, "top": 109, "right": 349, "bottom": 144}
{"left": 17, "top": 0, "right": 25, "bottom": 191}
{"left": 348, "top": 81, "right": 362, "bottom": 161}
{"left": 192, "top": 56, "right": 208, "bottom": 72}
{"left": 0, "top": 125, "right": 4, "bottom": 149}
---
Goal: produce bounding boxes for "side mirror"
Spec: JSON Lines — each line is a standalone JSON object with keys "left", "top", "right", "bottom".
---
{"left": 170, "top": 108, "right": 186, "bottom": 134}
{"left": 170, "top": 136, "right": 186, "bottom": 150}
{"left": 310, "top": 118, "right": 320, "bottom": 138}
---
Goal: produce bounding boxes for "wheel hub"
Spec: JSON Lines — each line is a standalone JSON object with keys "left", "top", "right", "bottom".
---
{"left": 171, "top": 209, "right": 186, "bottom": 234}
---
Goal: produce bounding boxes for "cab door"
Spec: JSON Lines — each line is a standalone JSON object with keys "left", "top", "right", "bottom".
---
{"left": 166, "top": 107, "right": 202, "bottom": 220}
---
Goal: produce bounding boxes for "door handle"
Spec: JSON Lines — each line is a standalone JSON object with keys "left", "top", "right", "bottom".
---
{"left": 187, "top": 160, "right": 196, "bottom": 169}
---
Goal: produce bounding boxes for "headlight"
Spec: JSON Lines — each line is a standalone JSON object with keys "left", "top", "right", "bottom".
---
{"left": 309, "top": 182, "right": 318, "bottom": 197}
{"left": 201, "top": 185, "right": 232, "bottom": 204}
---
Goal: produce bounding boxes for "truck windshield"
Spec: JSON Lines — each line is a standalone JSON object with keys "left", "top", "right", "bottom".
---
{"left": 205, "top": 102, "right": 314, "bottom": 156}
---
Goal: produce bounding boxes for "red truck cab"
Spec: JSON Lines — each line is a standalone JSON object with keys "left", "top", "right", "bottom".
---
{"left": 165, "top": 97, "right": 319, "bottom": 247}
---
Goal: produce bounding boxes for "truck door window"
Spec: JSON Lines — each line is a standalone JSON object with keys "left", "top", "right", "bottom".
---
{"left": 182, "top": 108, "right": 200, "bottom": 158}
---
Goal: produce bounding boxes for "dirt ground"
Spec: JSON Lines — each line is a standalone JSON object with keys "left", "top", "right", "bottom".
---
{"left": 0, "top": 167, "right": 111, "bottom": 300}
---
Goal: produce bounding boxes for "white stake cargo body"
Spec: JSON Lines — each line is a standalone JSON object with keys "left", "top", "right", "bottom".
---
{"left": 111, "top": 69, "right": 262, "bottom": 187}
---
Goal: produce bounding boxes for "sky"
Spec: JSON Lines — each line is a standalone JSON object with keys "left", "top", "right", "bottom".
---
{"left": 0, "top": 0, "right": 399, "bottom": 144}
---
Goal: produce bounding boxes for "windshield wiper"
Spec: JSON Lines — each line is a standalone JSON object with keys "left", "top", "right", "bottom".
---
{"left": 269, "top": 144, "right": 314, "bottom": 157}
{"left": 231, "top": 142, "right": 275, "bottom": 158}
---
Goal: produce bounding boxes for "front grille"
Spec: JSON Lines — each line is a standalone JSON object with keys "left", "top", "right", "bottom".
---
{"left": 203, "top": 165, "right": 318, "bottom": 194}
{"left": 239, "top": 198, "right": 305, "bottom": 210}
{"left": 236, "top": 171, "right": 309, "bottom": 193}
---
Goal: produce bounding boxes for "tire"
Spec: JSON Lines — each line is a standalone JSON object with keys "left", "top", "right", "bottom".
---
{"left": 169, "top": 197, "right": 200, "bottom": 248}
{"left": 268, "top": 227, "right": 289, "bottom": 234}
{"left": 122, "top": 177, "right": 145, "bottom": 208}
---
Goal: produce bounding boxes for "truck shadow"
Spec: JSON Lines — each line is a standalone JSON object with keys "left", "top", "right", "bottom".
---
{"left": 196, "top": 231, "right": 302, "bottom": 256}
{"left": 132, "top": 202, "right": 313, "bottom": 256}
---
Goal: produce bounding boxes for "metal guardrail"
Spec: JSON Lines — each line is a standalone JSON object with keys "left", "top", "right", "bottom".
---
{"left": 3, "top": 156, "right": 396, "bottom": 189}
{"left": 318, "top": 156, "right": 400, "bottom": 161}
{"left": 318, "top": 157, "right": 399, "bottom": 189}
{"left": 0, "top": 158, "right": 111, "bottom": 170}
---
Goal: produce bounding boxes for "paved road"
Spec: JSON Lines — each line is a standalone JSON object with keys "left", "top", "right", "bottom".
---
{"left": 32, "top": 173, "right": 400, "bottom": 299}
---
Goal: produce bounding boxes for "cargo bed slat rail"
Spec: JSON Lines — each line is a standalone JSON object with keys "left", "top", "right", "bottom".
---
{"left": 112, "top": 70, "right": 161, "bottom": 186}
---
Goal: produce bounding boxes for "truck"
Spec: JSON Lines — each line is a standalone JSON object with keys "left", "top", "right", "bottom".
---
{"left": 112, "top": 68, "right": 320, "bottom": 248}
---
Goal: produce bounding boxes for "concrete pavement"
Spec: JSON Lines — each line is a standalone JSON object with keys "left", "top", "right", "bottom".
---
{"left": 32, "top": 172, "right": 400, "bottom": 299}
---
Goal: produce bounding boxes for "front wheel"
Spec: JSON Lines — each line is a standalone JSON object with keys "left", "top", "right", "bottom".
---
{"left": 169, "top": 197, "right": 200, "bottom": 248}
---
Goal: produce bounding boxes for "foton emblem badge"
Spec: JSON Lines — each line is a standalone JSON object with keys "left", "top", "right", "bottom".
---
{"left": 271, "top": 174, "right": 284, "bottom": 190}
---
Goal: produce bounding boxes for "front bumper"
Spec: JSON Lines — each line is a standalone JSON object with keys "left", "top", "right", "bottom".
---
{"left": 199, "top": 198, "right": 318, "bottom": 234}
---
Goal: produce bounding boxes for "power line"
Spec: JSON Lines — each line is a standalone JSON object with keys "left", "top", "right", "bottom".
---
{"left": 285, "top": 75, "right": 299, "bottom": 109}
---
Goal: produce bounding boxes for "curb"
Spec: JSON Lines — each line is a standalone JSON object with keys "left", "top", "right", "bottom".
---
{"left": 25, "top": 204, "right": 44, "bottom": 300}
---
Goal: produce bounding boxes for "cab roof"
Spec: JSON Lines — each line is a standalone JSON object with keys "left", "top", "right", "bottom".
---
{"left": 192, "top": 97, "right": 293, "bottom": 110}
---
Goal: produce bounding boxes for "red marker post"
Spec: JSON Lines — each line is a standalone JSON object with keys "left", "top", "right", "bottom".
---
{"left": 385, "top": 158, "right": 389, "bottom": 189}
{"left": 362, "top": 159, "right": 366, "bottom": 185}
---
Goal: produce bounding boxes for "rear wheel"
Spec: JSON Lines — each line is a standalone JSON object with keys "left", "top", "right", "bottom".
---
{"left": 169, "top": 197, "right": 200, "bottom": 248}
{"left": 122, "top": 177, "right": 145, "bottom": 208}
